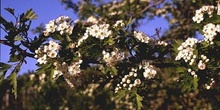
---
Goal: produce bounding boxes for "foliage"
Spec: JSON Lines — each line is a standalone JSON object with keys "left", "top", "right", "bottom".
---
{"left": 1, "top": 0, "right": 220, "bottom": 109}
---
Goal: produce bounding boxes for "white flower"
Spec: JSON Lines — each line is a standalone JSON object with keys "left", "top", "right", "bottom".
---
{"left": 35, "top": 48, "right": 41, "bottom": 54}
{"left": 198, "top": 61, "right": 206, "bottom": 70}
{"left": 185, "top": 38, "right": 198, "bottom": 48}
{"left": 192, "top": 5, "right": 214, "bottom": 23}
{"left": 122, "top": 78, "right": 126, "bottom": 82}
{"left": 113, "top": 20, "right": 125, "bottom": 28}
{"left": 68, "top": 60, "right": 82, "bottom": 76}
{"left": 141, "top": 61, "right": 157, "bottom": 79}
{"left": 43, "top": 31, "right": 50, "bottom": 36}
{"left": 206, "top": 85, "right": 211, "bottom": 90}
{"left": 175, "top": 38, "right": 198, "bottom": 65}
{"left": 44, "top": 16, "right": 74, "bottom": 35}
{"left": 134, "top": 79, "right": 141, "bottom": 85}
{"left": 65, "top": 26, "right": 73, "bottom": 35}
{"left": 76, "top": 33, "right": 89, "bottom": 47}
{"left": 157, "top": 41, "right": 168, "bottom": 46}
{"left": 102, "top": 49, "right": 126, "bottom": 66}
{"left": 37, "top": 54, "right": 47, "bottom": 64}
{"left": 88, "top": 24, "right": 112, "bottom": 40}
{"left": 45, "top": 20, "right": 57, "bottom": 33}
{"left": 126, "top": 79, "right": 131, "bottom": 84}
{"left": 87, "top": 16, "right": 98, "bottom": 23}
{"left": 43, "top": 45, "right": 49, "bottom": 53}
{"left": 134, "top": 31, "right": 150, "bottom": 43}
{"left": 47, "top": 50, "right": 57, "bottom": 58}
{"left": 49, "top": 41, "right": 60, "bottom": 51}
{"left": 192, "top": 13, "right": 204, "bottom": 23}
{"left": 39, "top": 73, "right": 46, "bottom": 83}
{"left": 53, "top": 69, "right": 63, "bottom": 79}
{"left": 29, "top": 74, "right": 35, "bottom": 81}
{"left": 203, "top": 23, "right": 217, "bottom": 43}
{"left": 57, "top": 22, "right": 68, "bottom": 31}
{"left": 218, "top": 3, "right": 220, "bottom": 15}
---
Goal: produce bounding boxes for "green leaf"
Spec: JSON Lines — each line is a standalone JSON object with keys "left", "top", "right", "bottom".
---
{"left": 131, "top": 89, "right": 143, "bottom": 110}
{"left": 0, "top": 71, "right": 7, "bottom": 85}
{"left": 0, "top": 63, "right": 12, "bottom": 85}
{"left": 126, "top": 17, "right": 133, "bottom": 26}
{"left": 0, "top": 16, "right": 14, "bottom": 32}
{"left": 4, "top": 8, "right": 15, "bottom": 15}
{"left": 24, "top": 9, "right": 38, "bottom": 20}
{"left": 172, "top": 39, "right": 183, "bottom": 54}
{"left": 136, "top": 93, "right": 143, "bottom": 110}
{"left": 110, "top": 66, "right": 118, "bottom": 75}
{"left": 50, "top": 68, "right": 55, "bottom": 80}
{"left": 8, "top": 71, "right": 18, "bottom": 98}
{"left": 115, "top": 90, "right": 126, "bottom": 100}
{"left": 36, "top": 63, "right": 52, "bottom": 74}
{"left": 36, "top": 67, "right": 45, "bottom": 74}
{"left": 7, "top": 64, "right": 21, "bottom": 99}
{"left": 0, "top": 62, "right": 12, "bottom": 72}
{"left": 0, "top": 16, "right": 8, "bottom": 25}
{"left": 14, "top": 34, "right": 23, "bottom": 41}
{"left": 175, "top": 67, "right": 185, "bottom": 73}
{"left": 52, "top": 34, "right": 64, "bottom": 41}
{"left": 193, "top": 76, "right": 198, "bottom": 90}
{"left": 9, "top": 54, "right": 21, "bottom": 62}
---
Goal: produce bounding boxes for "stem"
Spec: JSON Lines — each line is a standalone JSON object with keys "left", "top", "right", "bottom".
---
{"left": 140, "top": 0, "right": 165, "bottom": 14}
{"left": 0, "top": 39, "right": 35, "bottom": 58}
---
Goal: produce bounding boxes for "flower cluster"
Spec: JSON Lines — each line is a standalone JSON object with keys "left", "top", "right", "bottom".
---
{"left": 44, "top": 16, "right": 74, "bottom": 36}
{"left": 197, "top": 55, "right": 209, "bottom": 70}
{"left": 115, "top": 68, "right": 141, "bottom": 93}
{"left": 115, "top": 61, "right": 157, "bottom": 93}
{"left": 187, "top": 69, "right": 197, "bottom": 77}
{"left": 87, "top": 23, "right": 112, "bottom": 40}
{"left": 87, "top": 16, "right": 98, "bottom": 24}
{"left": 176, "top": 39, "right": 210, "bottom": 77}
{"left": 76, "top": 32, "right": 89, "bottom": 47}
{"left": 140, "top": 61, "right": 157, "bottom": 79}
{"left": 157, "top": 41, "right": 168, "bottom": 46}
{"left": 35, "top": 41, "right": 60, "bottom": 64}
{"left": 68, "top": 60, "right": 83, "bottom": 76}
{"left": 134, "top": 31, "right": 151, "bottom": 43}
{"left": 53, "top": 59, "right": 83, "bottom": 88}
{"left": 113, "top": 20, "right": 125, "bottom": 28}
{"left": 192, "top": 4, "right": 220, "bottom": 44}
{"left": 39, "top": 73, "right": 46, "bottom": 84}
{"left": 102, "top": 49, "right": 126, "bottom": 66}
{"left": 205, "top": 78, "right": 215, "bottom": 90}
{"left": 53, "top": 59, "right": 82, "bottom": 78}
{"left": 77, "top": 23, "right": 112, "bottom": 47}
{"left": 192, "top": 5, "right": 214, "bottom": 23}
{"left": 175, "top": 38, "right": 198, "bottom": 65}
{"left": 202, "top": 23, "right": 220, "bottom": 44}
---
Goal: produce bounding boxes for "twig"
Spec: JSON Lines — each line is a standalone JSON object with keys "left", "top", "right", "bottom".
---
{"left": 0, "top": 39, "right": 35, "bottom": 58}
{"left": 140, "top": 0, "right": 165, "bottom": 14}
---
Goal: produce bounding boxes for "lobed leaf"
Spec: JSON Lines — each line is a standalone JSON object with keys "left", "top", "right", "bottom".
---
{"left": 24, "top": 9, "right": 38, "bottom": 20}
{"left": 0, "top": 63, "right": 12, "bottom": 85}
{"left": 9, "top": 54, "right": 22, "bottom": 62}
{"left": 14, "top": 34, "right": 23, "bottom": 41}
{"left": 131, "top": 89, "right": 143, "bottom": 110}
{"left": 4, "top": 8, "right": 15, "bottom": 15}
{"left": 7, "top": 64, "right": 21, "bottom": 99}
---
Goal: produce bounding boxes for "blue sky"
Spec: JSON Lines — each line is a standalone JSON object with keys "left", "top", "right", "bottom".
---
{"left": 1, "top": 0, "right": 169, "bottom": 75}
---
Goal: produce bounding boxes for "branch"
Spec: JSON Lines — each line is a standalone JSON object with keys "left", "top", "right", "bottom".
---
{"left": 0, "top": 39, "right": 35, "bottom": 58}
{"left": 140, "top": 0, "right": 165, "bottom": 14}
